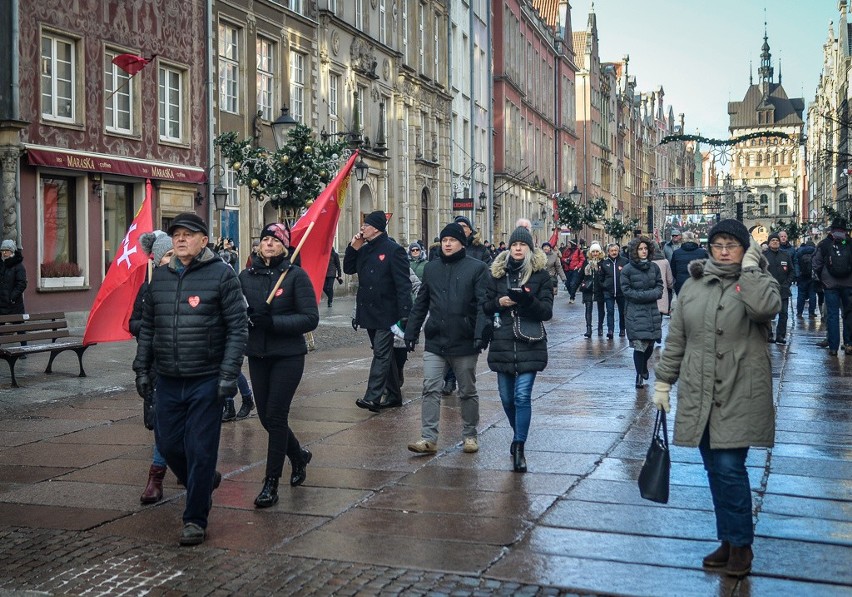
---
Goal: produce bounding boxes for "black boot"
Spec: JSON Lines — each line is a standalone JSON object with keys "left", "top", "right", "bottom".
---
{"left": 510, "top": 440, "right": 518, "bottom": 456}
{"left": 254, "top": 476, "right": 279, "bottom": 508}
{"left": 290, "top": 448, "right": 312, "bottom": 487}
{"left": 584, "top": 325, "right": 592, "bottom": 338}
{"left": 513, "top": 442, "right": 527, "bottom": 473}
{"left": 635, "top": 373, "right": 644, "bottom": 388}
{"left": 235, "top": 395, "right": 254, "bottom": 420}
{"left": 221, "top": 400, "right": 236, "bottom": 422}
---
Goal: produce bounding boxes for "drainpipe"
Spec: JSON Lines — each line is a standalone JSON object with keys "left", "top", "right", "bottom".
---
{"left": 12, "top": 0, "right": 22, "bottom": 242}
{"left": 486, "top": 2, "right": 494, "bottom": 240}
{"left": 207, "top": 0, "right": 215, "bottom": 228}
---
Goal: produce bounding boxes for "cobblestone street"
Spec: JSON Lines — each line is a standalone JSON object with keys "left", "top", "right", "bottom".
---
{"left": 0, "top": 295, "right": 849, "bottom": 596}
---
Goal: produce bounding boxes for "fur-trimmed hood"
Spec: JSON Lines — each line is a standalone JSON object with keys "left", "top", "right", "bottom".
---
{"left": 490, "top": 247, "right": 547, "bottom": 278}
{"left": 688, "top": 254, "right": 769, "bottom": 279}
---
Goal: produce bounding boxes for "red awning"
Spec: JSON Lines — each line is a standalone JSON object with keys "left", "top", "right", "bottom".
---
{"left": 26, "top": 146, "right": 206, "bottom": 184}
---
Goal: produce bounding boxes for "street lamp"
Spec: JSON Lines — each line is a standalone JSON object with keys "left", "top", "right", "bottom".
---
{"left": 614, "top": 209, "right": 623, "bottom": 222}
{"left": 271, "top": 105, "right": 298, "bottom": 149}
{"left": 212, "top": 181, "right": 229, "bottom": 212}
{"left": 568, "top": 185, "right": 581, "bottom": 203}
{"left": 354, "top": 155, "right": 369, "bottom": 182}
{"left": 478, "top": 191, "right": 487, "bottom": 210}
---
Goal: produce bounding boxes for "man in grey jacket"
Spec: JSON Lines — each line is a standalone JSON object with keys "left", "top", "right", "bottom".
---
{"left": 133, "top": 212, "right": 248, "bottom": 546}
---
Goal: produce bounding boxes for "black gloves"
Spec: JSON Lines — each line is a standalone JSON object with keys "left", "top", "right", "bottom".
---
{"left": 135, "top": 372, "right": 152, "bottom": 400}
{"left": 405, "top": 338, "right": 417, "bottom": 352}
{"left": 351, "top": 318, "right": 359, "bottom": 331}
{"left": 337, "top": 276, "right": 343, "bottom": 284}
{"left": 142, "top": 396, "right": 156, "bottom": 430}
{"left": 507, "top": 287, "right": 533, "bottom": 305}
{"left": 217, "top": 377, "right": 238, "bottom": 401}
{"left": 249, "top": 302, "right": 273, "bottom": 329}
{"left": 473, "top": 338, "right": 486, "bottom": 351}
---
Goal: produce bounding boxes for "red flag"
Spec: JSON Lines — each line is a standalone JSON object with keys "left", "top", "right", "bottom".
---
{"left": 111, "top": 53, "right": 152, "bottom": 76}
{"left": 290, "top": 152, "right": 359, "bottom": 303}
{"left": 83, "top": 180, "right": 154, "bottom": 345}
{"left": 547, "top": 227, "right": 560, "bottom": 248}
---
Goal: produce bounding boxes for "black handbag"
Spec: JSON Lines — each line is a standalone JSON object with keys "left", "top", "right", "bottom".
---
{"left": 512, "top": 311, "right": 546, "bottom": 342}
{"left": 637, "top": 410, "right": 670, "bottom": 504}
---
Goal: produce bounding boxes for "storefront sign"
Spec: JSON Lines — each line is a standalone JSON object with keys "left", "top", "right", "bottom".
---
{"left": 453, "top": 198, "right": 474, "bottom": 210}
{"left": 26, "top": 146, "right": 206, "bottom": 183}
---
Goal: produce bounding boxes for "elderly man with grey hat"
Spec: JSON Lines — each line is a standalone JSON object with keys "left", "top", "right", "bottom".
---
{"left": 133, "top": 212, "right": 247, "bottom": 546}
{"left": 0, "top": 240, "right": 27, "bottom": 317}
{"left": 344, "top": 210, "right": 412, "bottom": 412}
{"left": 663, "top": 228, "right": 683, "bottom": 261}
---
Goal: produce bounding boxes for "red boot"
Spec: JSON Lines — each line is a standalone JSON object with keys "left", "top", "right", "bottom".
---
{"left": 140, "top": 465, "right": 167, "bottom": 504}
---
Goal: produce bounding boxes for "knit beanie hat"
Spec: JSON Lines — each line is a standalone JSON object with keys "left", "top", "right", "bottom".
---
{"left": 767, "top": 232, "right": 780, "bottom": 242}
{"left": 453, "top": 215, "right": 475, "bottom": 232}
{"left": 830, "top": 217, "right": 849, "bottom": 231}
{"left": 139, "top": 231, "right": 173, "bottom": 264}
{"left": 260, "top": 222, "right": 290, "bottom": 247}
{"left": 588, "top": 242, "right": 603, "bottom": 254}
{"left": 707, "top": 218, "right": 751, "bottom": 249}
{"left": 508, "top": 226, "right": 535, "bottom": 251}
{"left": 364, "top": 210, "right": 387, "bottom": 231}
{"left": 439, "top": 223, "right": 467, "bottom": 245}
{"left": 408, "top": 242, "right": 423, "bottom": 253}
{"left": 0, "top": 240, "right": 16, "bottom": 252}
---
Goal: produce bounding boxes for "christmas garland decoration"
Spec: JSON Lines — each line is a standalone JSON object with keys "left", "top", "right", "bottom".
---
{"left": 659, "top": 131, "right": 790, "bottom": 147}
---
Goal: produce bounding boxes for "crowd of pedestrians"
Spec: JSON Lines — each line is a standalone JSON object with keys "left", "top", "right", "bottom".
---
{"left": 117, "top": 205, "right": 851, "bottom": 584}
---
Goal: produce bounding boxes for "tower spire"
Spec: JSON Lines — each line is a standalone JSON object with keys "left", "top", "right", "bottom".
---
{"left": 750, "top": 60, "right": 753, "bottom": 85}
{"left": 758, "top": 20, "right": 774, "bottom": 86}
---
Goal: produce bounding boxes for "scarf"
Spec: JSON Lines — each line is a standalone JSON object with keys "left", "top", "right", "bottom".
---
{"left": 704, "top": 258, "right": 742, "bottom": 282}
{"left": 440, "top": 247, "right": 466, "bottom": 263}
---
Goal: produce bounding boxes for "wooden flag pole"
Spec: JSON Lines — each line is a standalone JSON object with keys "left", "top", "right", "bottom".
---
{"left": 265, "top": 220, "right": 315, "bottom": 304}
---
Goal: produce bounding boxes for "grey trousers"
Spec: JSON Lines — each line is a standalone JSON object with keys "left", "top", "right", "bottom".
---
{"left": 420, "top": 351, "right": 480, "bottom": 442}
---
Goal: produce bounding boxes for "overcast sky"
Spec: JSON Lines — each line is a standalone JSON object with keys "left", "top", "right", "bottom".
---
{"left": 569, "top": 0, "right": 838, "bottom": 141}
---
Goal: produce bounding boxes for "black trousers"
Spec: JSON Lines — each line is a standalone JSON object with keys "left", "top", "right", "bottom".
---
{"left": 365, "top": 328, "right": 400, "bottom": 403}
{"left": 322, "top": 277, "right": 335, "bottom": 304}
{"left": 248, "top": 354, "right": 305, "bottom": 478}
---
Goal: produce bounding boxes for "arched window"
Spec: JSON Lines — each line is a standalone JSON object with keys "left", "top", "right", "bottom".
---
{"left": 760, "top": 194, "right": 769, "bottom": 216}
{"left": 778, "top": 192, "right": 788, "bottom": 215}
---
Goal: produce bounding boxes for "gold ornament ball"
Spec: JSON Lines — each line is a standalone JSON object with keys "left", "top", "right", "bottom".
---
{"left": 232, "top": 161, "right": 241, "bottom": 170}
{"left": 306, "top": 199, "right": 314, "bottom": 207}
{"left": 304, "top": 145, "right": 313, "bottom": 153}
{"left": 320, "top": 170, "right": 328, "bottom": 178}
{"left": 251, "top": 179, "right": 260, "bottom": 188}
{"left": 280, "top": 155, "right": 290, "bottom": 164}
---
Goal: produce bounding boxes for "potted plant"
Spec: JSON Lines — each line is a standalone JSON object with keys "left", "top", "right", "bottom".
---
{"left": 40, "top": 261, "right": 84, "bottom": 288}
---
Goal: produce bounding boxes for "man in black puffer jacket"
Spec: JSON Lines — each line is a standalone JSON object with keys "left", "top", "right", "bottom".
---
{"left": 344, "top": 210, "right": 412, "bottom": 412}
{"left": 133, "top": 212, "right": 247, "bottom": 547}
{"left": 404, "top": 222, "right": 490, "bottom": 454}
{"left": 670, "top": 231, "right": 709, "bottom": 294}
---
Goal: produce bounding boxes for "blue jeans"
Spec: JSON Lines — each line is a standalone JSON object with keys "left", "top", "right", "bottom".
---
{"left": 566, "top": 270, "right": 583, "bottom": 299}
{"left": 152, "top": 441, "right": 167, "bottom": 468}
{"left": 603, "top": 293, "right": 625, "bottom": 334}
{"left": 497, "top": 371, "right": 536, "bottom": 442}
{"left": 155, "top": 374, "right": 222, "bottom": 529}
{"left": 824, "top": 287, "right": 852, "bottom": 351}
{"left": 224, "top": 372, "right": 252, "bottom": 402}
{"left": 796, "top": 279, "right": 817, "bottom": 316}
{"left": 698, "top": 426, "right": 753, "bottom": 547}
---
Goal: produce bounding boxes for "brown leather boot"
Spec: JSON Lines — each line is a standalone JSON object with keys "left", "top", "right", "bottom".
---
{"left": 702, "top": 541, "right": 730, "bottom": 568}
{"left": 140, "top": 464, "right": 167, "bottom": 504}
{"left": 725, "top": 545, "right": 753, "bottom": 578}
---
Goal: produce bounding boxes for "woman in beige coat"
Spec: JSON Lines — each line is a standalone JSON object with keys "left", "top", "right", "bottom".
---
{"left": 653, "top": 219, "right": 780, "bottom": 579}
{"left": 651, "top": 241, "right": 674, "bottom": 315}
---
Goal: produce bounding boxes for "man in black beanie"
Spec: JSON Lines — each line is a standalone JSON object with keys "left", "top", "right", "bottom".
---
{"left": 763, "top": 232, "right": 793, "bottom": 343}
{"left": 344, "top": 211, "right": 412, "bottom": 412}
{"left": 404, "top": 222, "right": 490, "bottom": 454}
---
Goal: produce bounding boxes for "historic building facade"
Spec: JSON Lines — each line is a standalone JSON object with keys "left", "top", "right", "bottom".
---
{"left": 6, "top": 0, "right": 208, "bottom": 315}
{"left": 728, "top": 32, "right": 804, "bottom": 231}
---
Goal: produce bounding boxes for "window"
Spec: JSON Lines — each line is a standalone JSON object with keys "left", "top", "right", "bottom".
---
{"left": 329, "top": 0, "right": 337, "bottom": 14}
{"left": 402, "top": 0, "right": 408, "bottom": 64}
{"left": 418, "top": 5, "right": 425, "bottom": 73}
{"left": 356, "top": 85, "right": 365, "bottom": 134}
{"left": 355, "top": 0, "right": 363, "bottom": 29}
{"left": 41, "top": 32, "right": 76, "bottom": 122}
{"left": 104, "top": 50, "right": 133, "bottom": 133}
{"left": 328, "top": 72, "right": 340, "bottom": 135}
{"left": 256, "top": 38, "right": 275, "bottom": 121}
{"left": 760, "top": 193, "right": 769, "bottom": 216}
{"left": 41, "top": 176, "right": 79, "bottom": 273}
{"left": 379, "top": 0, "right": 386, "bottom": 44}
{"left": 159, "top": 65, "right": 184, "bottom": 142}
{"left": 289, "top": 0, "right": 304, "bottom": 14}
{"left": 103, "top": 182, "right": 134, "bottom": 273}
{"left": 433, "top": 14, "right": 439, "bottom": 79}
{"left": 218, "top": 24, "right": 239, "bottom": 114}
{"left": 778, "top": 192, "right": 788, "bottom": 215}
{"left": 289, "top": 52, "right": 305, "bottom": 122}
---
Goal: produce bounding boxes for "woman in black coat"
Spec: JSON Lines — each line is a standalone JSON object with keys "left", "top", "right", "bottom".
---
{"left": 579, "top": 242, "right": 605, "bottom": 337}
{"left": 239, "top": 223, "right": 319, "bottom": 508}
{"left": 483, "top": 227, "right": 553, "bottom": 473}
{"left": 620, "top": 236, "right": 663, "bottom": 388}
{"left": 0, "top": 241, "right": 27, "bottom": 316}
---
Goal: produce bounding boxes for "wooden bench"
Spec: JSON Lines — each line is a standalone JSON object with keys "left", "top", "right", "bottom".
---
{"left": 0, "top": 312, "right": 93, "bottom": 387}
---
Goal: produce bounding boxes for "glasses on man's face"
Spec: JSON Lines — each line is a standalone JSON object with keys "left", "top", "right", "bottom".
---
{"left": 709, "top": 243, "right": 742, "bottom": 252}
{"left": 410, "top": 248, "right": 420, "bottom": 253}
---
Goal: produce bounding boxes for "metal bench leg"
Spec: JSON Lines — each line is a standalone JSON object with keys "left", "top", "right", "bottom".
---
{"left": 45, "top": 350, "right": 59, "bottom": 374}
{"left": 6, "top": 356, "right": 20, "bottom": 388}
{"left": 74, "top": 347, "right": 88, "bottom": 378}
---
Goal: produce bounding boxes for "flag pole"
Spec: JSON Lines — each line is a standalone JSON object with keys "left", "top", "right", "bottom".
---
{"left": 265, "top": 220, "right": 316, "bottom": 304}
{"left": 105, "top": 76, "right": 134, "bottom": 102}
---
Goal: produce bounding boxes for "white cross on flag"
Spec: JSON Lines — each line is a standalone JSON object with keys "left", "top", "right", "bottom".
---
{"left": 83, "top": 180, "right": 153, "bottom": 345}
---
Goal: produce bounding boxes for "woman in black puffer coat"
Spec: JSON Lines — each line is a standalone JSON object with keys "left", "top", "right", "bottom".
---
{"left": 579, "top": 242, "right": 605, "bottom": 337}
{"left": 0, "top": 242, "right": 27, "bottom": 316}
{"left": 239, "top": 223, "right": 319, "bottom": 508}
{"left": 483, "top": 227, "right": 553, "bottom": 473}
{"left": 621, "top": 236, "right": 663, "bottom": 388}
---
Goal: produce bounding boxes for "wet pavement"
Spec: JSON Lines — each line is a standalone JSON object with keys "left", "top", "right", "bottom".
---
{"left": 0, "top": 293, "right": 849, "bottom": 596}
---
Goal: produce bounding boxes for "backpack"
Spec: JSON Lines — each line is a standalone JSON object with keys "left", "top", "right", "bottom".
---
{"left": 798, "top": 251, "right": 813, "bottom": 279}
{"left": 826, "top": 240, "right": 852, "bottom": 278}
